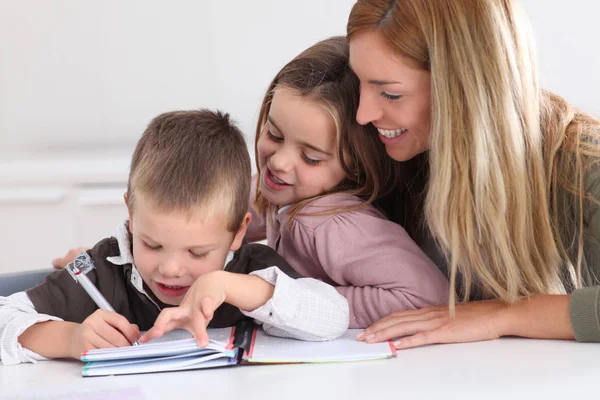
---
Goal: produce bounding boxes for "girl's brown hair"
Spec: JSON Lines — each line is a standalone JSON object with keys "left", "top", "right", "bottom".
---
{"left": 253, "top": 36, "right": 400, "bottom": 221}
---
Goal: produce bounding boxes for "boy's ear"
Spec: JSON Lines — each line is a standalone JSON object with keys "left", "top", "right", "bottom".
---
{"left": 124, "top": 192, "right": 133, "bottom": 233}
{"left": 230, "top": 212, "right": 252, "bottom": 251}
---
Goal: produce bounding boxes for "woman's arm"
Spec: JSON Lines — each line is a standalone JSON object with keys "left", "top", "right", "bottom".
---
{"left": 360, "top": 163, "right": 600, "bottom": 348}
{"left": 358, "top": 295, "right": 576, "bottom": 349}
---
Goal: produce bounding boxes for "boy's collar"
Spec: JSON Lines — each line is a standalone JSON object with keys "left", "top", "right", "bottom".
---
{"left": 106, "top": 220, "right": 134, "bottom": 266}
{"left": 223, "top": 250, "right": 234, "bottom": 269}
{"left": 105, "top": 220, "right": 147, "bottom": 295}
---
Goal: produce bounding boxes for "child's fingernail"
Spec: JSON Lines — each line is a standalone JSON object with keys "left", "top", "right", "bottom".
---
{"left": 365, "top": 334, "right": 375, "bottom": 342}
{"left": 393, "top": 340, "right": 401, "bottom": 347}
{"left": 355, "top": 331, "right": 365, "bottom": 340}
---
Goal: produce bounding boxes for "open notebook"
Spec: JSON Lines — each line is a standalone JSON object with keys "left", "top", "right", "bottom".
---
{"left": 81, "top": 319, "right": 396, "bottom": 377}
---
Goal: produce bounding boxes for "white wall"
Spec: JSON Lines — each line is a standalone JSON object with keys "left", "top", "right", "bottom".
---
{"left": 0, "top": 1, "right": 597, "bottom": 157}
{"left": 522, "top": 0, "right": 600, "bottom": 117}
{"left": 0, "top": 0, "right": 356, "bottom": 160}
{"left": 0, "top": 0, "right": 356, "bottom": 272}
{"left": 0, "top": 0, "right": 598, "bottom": 272}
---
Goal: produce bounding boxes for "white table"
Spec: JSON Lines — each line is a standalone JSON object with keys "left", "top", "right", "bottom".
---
{"left": 2, "top": 338, "right": 599, "bottom": 399}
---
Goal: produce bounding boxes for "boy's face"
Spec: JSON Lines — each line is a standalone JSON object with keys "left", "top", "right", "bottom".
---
{"left": 126, "top": 193, "right": 250, "bottom": 306}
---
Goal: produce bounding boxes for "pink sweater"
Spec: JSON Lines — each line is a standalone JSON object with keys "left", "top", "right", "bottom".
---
{"left": 247, "top": 192, "right": 449, "bottom": 329}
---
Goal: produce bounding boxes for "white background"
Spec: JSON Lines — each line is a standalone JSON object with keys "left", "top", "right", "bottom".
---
{"left": 0, "top": 0, "right": 598, "bottom": 271}
{"left": 0, "top": 0, "right": 598, "bottom": 158}
{"left": 0, "top": 0, "right": 357, "bottom": 161}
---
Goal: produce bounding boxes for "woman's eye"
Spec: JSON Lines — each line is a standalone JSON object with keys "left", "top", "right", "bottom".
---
{"left": 380, "top": 92, "right": 402, "bottom": 101}
{"left": 302, "top": 153, "right": 322, "bottom": 166}
{"left": 266, "top": 129, "right": 283, "bottom": 142}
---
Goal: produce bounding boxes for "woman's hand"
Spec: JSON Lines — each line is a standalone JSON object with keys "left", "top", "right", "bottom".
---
{"left": 52, "top": 247, "right": 90, "bottom": 269}
{"left": 356, "top": 295, "right": 574, "bottom": 349}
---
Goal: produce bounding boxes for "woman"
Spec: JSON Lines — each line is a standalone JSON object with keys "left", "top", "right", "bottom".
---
{"left": 349, "top": 0, "right": 600, "bottom": 348}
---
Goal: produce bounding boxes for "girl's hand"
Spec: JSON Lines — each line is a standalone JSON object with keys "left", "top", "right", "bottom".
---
{"left": 52, "top": 247, "right": 90, "bottom": 269}
{"left": 139, "top": 271, "right": 228, "bottom": 347}
{"left": 70, "top": 309, "right": 140, "bottom": 359}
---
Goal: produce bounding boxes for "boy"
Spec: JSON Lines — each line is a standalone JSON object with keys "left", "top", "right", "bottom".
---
{"left": 0, "top": 110, "right": 349, "bottom": 365}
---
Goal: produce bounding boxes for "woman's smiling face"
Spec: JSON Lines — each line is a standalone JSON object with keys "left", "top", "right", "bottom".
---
{"left": 349, "top": 29, "right": 432, "bottom": 162}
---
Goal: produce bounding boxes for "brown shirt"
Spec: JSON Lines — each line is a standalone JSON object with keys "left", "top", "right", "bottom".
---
{"left": 26, "top": 237, "right": 300, "bottom": 331}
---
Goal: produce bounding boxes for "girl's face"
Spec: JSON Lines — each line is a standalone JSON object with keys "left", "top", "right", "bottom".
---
{"left": 349, "top": 29, "right": 432, "bottom": 162}
{"left": 256, "top": 87, "right": 346, "bottom": 207}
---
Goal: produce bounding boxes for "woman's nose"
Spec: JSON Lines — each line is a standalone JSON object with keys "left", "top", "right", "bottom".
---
{"left": 356, "top": 91, "right": 383, "bottom": 126}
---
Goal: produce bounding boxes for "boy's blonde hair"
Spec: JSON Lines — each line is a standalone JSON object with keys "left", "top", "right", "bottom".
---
{"left": 348, "top": 0, "right": 600, "bottom": 307}
{"left": 128, "top": 109, "right": 251, "bottom": 232}
{"left": 253, "top": 36, "right": 400, "bottom": 221}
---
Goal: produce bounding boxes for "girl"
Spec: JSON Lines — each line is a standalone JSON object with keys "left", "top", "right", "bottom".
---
{"left": 246, "top": 36, "right": 449, "bottom": 328}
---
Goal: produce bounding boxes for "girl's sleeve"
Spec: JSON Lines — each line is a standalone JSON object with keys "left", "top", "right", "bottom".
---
{"left": 0, "top": 292, "right": 61, "bottom": 365}
{"left": 312, "top": 211, "right": 450, "bottom": 328}
{"left": 245, "top": 174, "right": 267, "bottom": 242}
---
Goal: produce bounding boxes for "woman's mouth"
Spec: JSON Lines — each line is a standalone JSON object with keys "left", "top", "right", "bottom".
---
{"left": 377, "top": 128, "right": 407, "bottom": 139}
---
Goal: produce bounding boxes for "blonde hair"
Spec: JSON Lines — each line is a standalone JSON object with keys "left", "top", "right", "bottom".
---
{"left": 348, "top": 0, "right": 600, "bottom": 307}
{"left": 254, "top": 36, "right": 399, "bottom": 222}
{"left": 128, "top": 109, "right": 251, "bottom": 232}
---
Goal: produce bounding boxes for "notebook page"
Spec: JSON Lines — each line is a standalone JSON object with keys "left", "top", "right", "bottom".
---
{"left": 245, "top": 328, "right": 395, "bottom": 363}
{"left": 150, "top": 327, "right": 233, "bottom": 346}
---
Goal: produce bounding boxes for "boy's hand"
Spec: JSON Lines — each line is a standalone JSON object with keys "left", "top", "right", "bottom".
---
{"left": 139, "top": 271, "right": 228, "bottom": 347}
{"left": 69, "top": 309, "right": 140, "bottom": 359}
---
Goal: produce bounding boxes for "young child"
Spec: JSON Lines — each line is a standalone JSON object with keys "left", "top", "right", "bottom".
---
{"left": 246, "top": 36, "right": 450, "bottom": 329}
{"left": 0, "top": 110, "right": 348, "bottom": 365}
